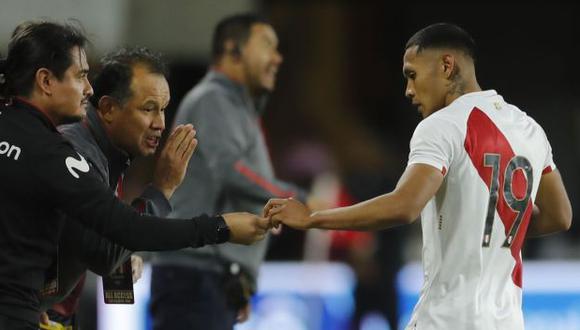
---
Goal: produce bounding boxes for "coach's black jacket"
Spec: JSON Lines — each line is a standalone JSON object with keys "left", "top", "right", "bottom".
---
{"left": 39, "top": 104, "right": 173, "bottom": 312}
{"left": 0, "top": 98, "right": 223, "bottom": 324}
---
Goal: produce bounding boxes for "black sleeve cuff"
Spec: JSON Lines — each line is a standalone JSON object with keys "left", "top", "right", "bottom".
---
{"left": 194, "top": 214, "right": 230, "bottom": 245}
{"left": 215, "top": 215, "right": 230, "bottom": 244}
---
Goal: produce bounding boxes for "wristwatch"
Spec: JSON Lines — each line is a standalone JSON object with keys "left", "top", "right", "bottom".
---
{"left": 216, "top": 216, "right": 231, "bottom": 243}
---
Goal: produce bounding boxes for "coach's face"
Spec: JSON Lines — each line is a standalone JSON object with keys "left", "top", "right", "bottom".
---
{"left": 107, "top": 65, "right": 169, "bottom": 157}
{"left": 240, "top": 23, "right": 283, "bottom": 96}
{"left": 403, "top": 46, "right": 448, "bottom": 118}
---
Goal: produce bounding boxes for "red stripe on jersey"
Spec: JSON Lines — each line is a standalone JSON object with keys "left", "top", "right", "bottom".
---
{"left": 542, "top": 166, "right": 553, "bottom": 175}
{"left": 464, "top": 108, "right": 532, "bottom": 288}
{"left": 441, "top": 167, "right": 447, "bottom": 176}
{"left": 234, "top": 160, "right": 295, "bottom": 198}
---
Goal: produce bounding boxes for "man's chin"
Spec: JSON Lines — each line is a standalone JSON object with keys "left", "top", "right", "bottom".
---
{"left": 262, "top": 80, "right": 276, "bottom": 92}
{"left": 139, "top": 147, "right": 157, "bottom": 158}
{"left": 59, "top": 113, "right": 85, "bottom": 125}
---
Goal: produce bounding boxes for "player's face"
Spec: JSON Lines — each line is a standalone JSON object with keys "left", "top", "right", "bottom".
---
{"left": 109, "top": 65, "right": 169, "bottom": 157}
{"left": 240, "top": 23, "right": 283, "bottom": 96}
{"left": 403, "top": 46, "right": 448, "bottom": 118}
{"left": 50, "top": 46, "right": 93, "bottom": 124}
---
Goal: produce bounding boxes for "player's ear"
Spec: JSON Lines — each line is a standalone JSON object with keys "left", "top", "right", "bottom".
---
{"left": 441, "top": 54, "right": 457, "bottom": 80}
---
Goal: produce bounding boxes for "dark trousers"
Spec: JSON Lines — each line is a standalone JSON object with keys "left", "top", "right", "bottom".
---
{"left": 0, "top": 314, "right": 37, "bottom": 330}
{"left": 150, "top": 265, "right": 237, "bottom": 330}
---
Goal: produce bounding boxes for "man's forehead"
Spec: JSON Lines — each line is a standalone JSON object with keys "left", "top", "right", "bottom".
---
{"left": 69, "top": 46, "right": 89, "bottom": 70}
{"left": 403, "top": 46, "right": 421, "bottom": 62}
{"left": 252, "top": 23, "right": 278, "bottom": 42}
{"left": 406, "top": 46, "right": 448, "bottom": 62}
{"left": 403, "top": 46, "right": 441, "bottom": 69}
{"left": 129, "top": 68, "right": 169, "bottom": 101}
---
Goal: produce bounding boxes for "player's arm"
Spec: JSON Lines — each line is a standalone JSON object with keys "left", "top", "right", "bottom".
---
{"left": 527, "top": 169, "right": 572, "bottom": 237}
{"left": 265, "top": 163, "right": 443, "bottom": 230}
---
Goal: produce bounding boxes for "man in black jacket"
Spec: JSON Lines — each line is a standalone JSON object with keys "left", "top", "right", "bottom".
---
{"left": 40, "top": 47, "right": 196, "bottom": 329}
{"left": 0, "top": 21, "right": 270, "bottom": 330}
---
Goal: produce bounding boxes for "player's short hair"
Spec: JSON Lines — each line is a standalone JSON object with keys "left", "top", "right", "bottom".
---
{"left": 90, "top": 47, "right": 168, "bottom": 107}
{"left": 405, "top": 23, "right": 477, "bottom": 61}
{"left": 0, "top": 20, "right": 88, "bottom": 97}
{"left": 211, "top": 13, "right": 270, "bottom": 63}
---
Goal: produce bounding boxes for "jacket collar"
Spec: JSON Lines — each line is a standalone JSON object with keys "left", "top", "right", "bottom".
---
{"left": 84, "top": 104, "right": 130, "bottom": 187}
{"left": 11, "top": 97, "right": 59, "bottom": 132}
{"left": 204, "top": 70, "right": 268, "bottom": 114}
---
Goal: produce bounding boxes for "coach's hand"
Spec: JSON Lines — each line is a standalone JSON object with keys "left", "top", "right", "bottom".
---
{"left": 131, "top": 255, "right": 144, "bottom": 284}
{"left": 222, "top": 212, "right": 270, "bottom": 245}
{"left": 39, "top": 312, "right": 50, "bottom": 326}
{"left": 237, "top": 302, "right": 252, "bottom": 323}
{"left": 153, "top": 124, "right": 198, "bottom": 199}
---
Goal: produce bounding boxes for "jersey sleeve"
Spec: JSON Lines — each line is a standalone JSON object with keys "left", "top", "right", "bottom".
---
{"left": 541, "top": 128, "right": 556, "bottom": 174}
{"left": 407, "top": 116, "right": 458, "bottom": 175}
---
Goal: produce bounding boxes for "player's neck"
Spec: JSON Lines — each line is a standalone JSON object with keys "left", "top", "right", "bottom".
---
{"left": 445, "top": 79, "right": 481, "bottom": 106}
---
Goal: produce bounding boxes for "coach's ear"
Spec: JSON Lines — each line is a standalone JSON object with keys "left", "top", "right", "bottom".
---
{"left": 35, "top": 68, "right": 56, "bottom": 96}
{"left": 97, "top": 96, "right": 120, "bottom": 124}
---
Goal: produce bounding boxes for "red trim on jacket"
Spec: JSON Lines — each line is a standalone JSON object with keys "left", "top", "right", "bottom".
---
{"left": 234, "top": 160, "right": 295, "bottom": 198}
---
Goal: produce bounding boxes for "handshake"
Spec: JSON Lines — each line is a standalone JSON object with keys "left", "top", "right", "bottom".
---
{"left": 222, "top": 197, "right": 315, "bottom": 245}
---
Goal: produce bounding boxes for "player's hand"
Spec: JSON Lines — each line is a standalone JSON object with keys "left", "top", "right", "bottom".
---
{"left": 264, "top": 198, "right": 312, "bottom": 230}
{"left": 153, "top": 124, "right": 198, "bottom": 199}
{"left": 131, "top": 255, "right": 144, "bottom": 284}
{"left": 222, "top": 212, "right": 271, "bottom": 245}
{"left": 237, "top": 301, "right": 252, "bottom": 323}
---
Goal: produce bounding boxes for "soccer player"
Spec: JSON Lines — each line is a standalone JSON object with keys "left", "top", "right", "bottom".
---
{"left": 265, "top": 23, "right": 572, "bottom": 329}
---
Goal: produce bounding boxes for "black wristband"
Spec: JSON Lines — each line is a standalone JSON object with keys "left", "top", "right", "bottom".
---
{"left": 215, "top": 215, "right": 231, "bottom": 244}
{"left": 195, "top": 214, "right": 229, "bottom": 245}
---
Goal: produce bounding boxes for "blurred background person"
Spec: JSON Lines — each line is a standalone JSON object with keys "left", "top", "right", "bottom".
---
{"left": 148, "top": 13, "right": 316, "bottom": 330}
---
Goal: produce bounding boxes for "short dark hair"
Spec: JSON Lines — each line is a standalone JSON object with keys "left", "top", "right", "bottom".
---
{"left": 211, "top": 13, "right": 269, "bottom": 63}
{"left": 90, "top": 47, "right": 168, "bottom": 107}
{"left": 0, "top": 21, "right": 88, "bottom": 97}
{"left": 405, "top": 23, "right": 476, "bottom": 60}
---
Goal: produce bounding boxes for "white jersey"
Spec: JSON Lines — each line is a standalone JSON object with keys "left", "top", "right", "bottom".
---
{"left": 405, "top": 90, "right": 555, "bottom": 330}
